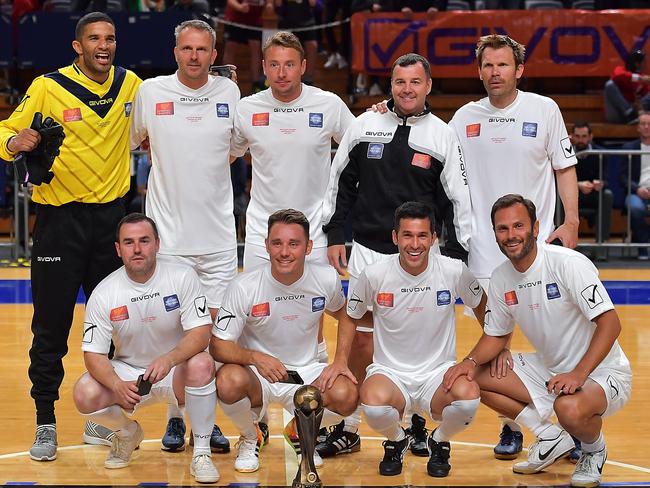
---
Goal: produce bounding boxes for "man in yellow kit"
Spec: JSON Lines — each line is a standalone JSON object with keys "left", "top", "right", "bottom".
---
{"left": 0, "top": 12, "right": 141, "bottom": 461}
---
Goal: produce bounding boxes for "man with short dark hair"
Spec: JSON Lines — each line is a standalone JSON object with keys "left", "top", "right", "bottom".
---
{"left": 211, "top": 209, "right": 358, "bottom": 473}
{"left": 73, "top": 213, "right": 219, "bottom": 482}
{"left": 0, "top": 11, "right": 141, "bottom": 460}
{"left": 342, "top": 201, "right": 485, "bottom": 477}
{"left": 321, "top": 52, "right": 471, "bottom": 458}
{"left": 444, "top": 194, "right": 631, "bottom": 488}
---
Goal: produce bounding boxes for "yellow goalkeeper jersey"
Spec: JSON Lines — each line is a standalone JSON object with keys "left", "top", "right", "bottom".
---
{"left": 0, "top": 64, "right": 141, "bottom": 205}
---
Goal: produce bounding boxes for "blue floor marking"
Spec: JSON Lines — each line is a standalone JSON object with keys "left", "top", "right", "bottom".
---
{"left": 1, "top": 280, "right": 650, "bottom": 305}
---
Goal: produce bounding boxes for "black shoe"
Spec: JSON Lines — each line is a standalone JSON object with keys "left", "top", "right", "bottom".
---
{"left": 427, "top": 431, "right": 451, "bottom": 478}
{"left": 405, "top": 413, "right": 429, "bottom": 456}
{"left": 258, "top": 421, "right": 270, "bottom": 446}
{"left": 189, "top": 424, "right": 230, "bottom": 453}
{"left": 493, "top": 425, "right": 523, "bottom": 460}
{"left": 316, "top": 426, "right": 328, "bottom": 444}
{"left": 379, "top": 436, "right": 409, "bottom": 476}
{"left": 316, "top": 420, "right": 361, "bottom": 458}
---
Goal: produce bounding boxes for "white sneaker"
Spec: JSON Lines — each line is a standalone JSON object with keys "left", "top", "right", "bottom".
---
{"left": 298, "top": 449, "right": 324, "bottom": 468}
{"left": 104, "top": 421, "right": 144, "bottom": 469}
{"left": 513, "top": 428, "right": 574, "bottom": 474}
{"left": 336, "top": 53, "right": 348, "bottom": 69}
{"left": 324, "top": 53, "right": 338, "bottom": 69}
{"left": 235, "top": 436, "right": 261, "bottom": 473}
{"left": 570, "top": 447, "right": 607, "bottom": 487}
{"left": 191, "top": 453, "right": 220, "bottom": 483}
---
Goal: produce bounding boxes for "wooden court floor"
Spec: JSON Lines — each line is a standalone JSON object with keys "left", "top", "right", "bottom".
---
{"left": 1, "top": 268, "right": 649, "bottom": 486}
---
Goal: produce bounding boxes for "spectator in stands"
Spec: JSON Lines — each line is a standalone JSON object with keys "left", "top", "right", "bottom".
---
{"left": 619, "top": 111, "right": 650, "bottom": 260}
{"left": 167, "top": 0, "right": 210, "bottom": 16}
{"left": 571, "top": 122, "right": 613, "bottom": 258}
{"left": 393, "top": 0, "right": 447, "bottom": 17}
{"left": 604, "top": 49, "right": 650, "bottom": 124}
{"left": 322, "top": 0, "right": 350, "bottom": 71}
{"left": 223, "top": 0, "right": 272, "bottom": 94}
{"left": 274, "top": 0, "right": 318, "bottom": 85}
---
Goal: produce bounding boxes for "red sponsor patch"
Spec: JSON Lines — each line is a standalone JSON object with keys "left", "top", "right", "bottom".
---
{"left": 63, "top": 108, "right": 82, "bottom": 122}
{"left": 155, "top": 102, "right": 174, "bottom": 116}
{"left": 110, "top": 305, "right": 129, "bottom": 321}
{"left": 504, "top": 290, "right": 518, "bottom": 306}
{"left": 466, "top": 123, "right": 481, "bottom": 138}
{"left": 251, "top": 302, "right": 270, "bottom": 317}
{"left": 252, "top": 112, "right": 269, "bottom": 126}
{"left": 376, "top": 292, "right": 394, "bottom": 307}
{"left": 411, "top": 153, "right": 432, "bottom": 169}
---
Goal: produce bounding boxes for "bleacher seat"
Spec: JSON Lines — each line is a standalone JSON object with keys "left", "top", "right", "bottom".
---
{"left": 525, "top": 0, "right": 564, "bottom": 8}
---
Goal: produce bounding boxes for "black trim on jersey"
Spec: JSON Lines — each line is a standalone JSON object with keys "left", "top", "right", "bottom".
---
{"left": 44, "top": 66, "right": 127, "bottom": 119}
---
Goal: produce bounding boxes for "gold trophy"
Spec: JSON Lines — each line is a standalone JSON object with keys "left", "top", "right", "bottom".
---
{"left": 292, "top": 385, "right": 324, "bottom": 488}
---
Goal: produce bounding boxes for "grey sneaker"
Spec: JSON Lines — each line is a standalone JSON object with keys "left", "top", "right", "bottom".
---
{"left": 83, "top": 420, "right": 115, "bottom": 447}
{"left": 30, "top": 424, "right": 57, "bottom": 461}
{"left": 104, "top": 421, "right": 144, "bottom": 469}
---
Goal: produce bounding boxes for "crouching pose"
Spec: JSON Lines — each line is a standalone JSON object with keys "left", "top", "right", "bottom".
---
{"left": 346, "top": 202, "right": 486, "bottom": 477}
{"left": 210, "top": 209, "right": 358, "bottom": 473}
{"left": 445, "top": 194, "right": 632, "bottom": 488}
{"left": 73, "top": 214, "right": 219, "bottom": 483}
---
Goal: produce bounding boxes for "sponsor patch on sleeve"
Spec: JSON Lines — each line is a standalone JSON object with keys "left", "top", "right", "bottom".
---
{"left": 468, "top": 279, "right": 481, "bottom": 296}
{"left": 436, "top": 290, "right": 451, "bottom": 306}
{"left": 309, "top": 112, "right": 323, "bottom": 128}
{"left": 376, "top": 292, "right": 394, "bottom": 307}
{"left": 580, "top": 284, "right": 604, "bottom": 309}
{"left": 194, "top": 296, "right": 209, "bottom": 317}
{"left": 504, "top": 290, "right": 518, "bottom": 306}
{"left": 110, "top": 305, "right": 129, "bottom": 321}
{"left": 546, "top": 282, "right": 561, "bottom": 300}
{"left": 215, "top": 307, "right": 234, "bottom": 331}
{"left": 155, "top": 102, "right": 174, "bottom": 116}
{"left": 367, "top": 142, "right": 384, "bottom": 159}
{"left": 163, "top": 294, "right": 180, "bottom": 312}
{"left": 411, "top": 153, "right": 432, "bottom": 169}
{"left": 251, "top": 302, "right": 270, "bottom": 317}
{"left": 522, "top": 122, "right": 538, "bottom": 137}
{"left": 465, "top": 123, "right": 480, "bottom": 137}
{"left": 560, "top": 136, "right": 575, "bottom": 158}
{"left": 312, "top": 296, "right": 325, "bottom": 312}
{"left": 82, "top": 322, "right": 96, "bottom": 343}
{"left": 252, "top": 112, "right": 269, "bottom": 126}
{"left": 216, "top": 103, "right": 230, "bottom": 118}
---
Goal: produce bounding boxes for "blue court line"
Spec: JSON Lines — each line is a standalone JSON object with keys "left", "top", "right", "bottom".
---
{"left": 2, "top": 280, "right": 650, "bottom": 306}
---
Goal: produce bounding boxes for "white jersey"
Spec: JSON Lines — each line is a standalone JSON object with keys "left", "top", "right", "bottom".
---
{"left": 231, "top": 84, "right": 354, "bottom": 248}
{"left": 347, "top": 254, "right": 483, "bottom": 381}
{"left": 82, "top": 261, "right": 211, "bottom": 369}
{"left": 130, "top": 73, "right": 240, "bottom": 255}
{"left": 213, "top": 262, "right": 346, "bottom": 368}
{"left": 449, "top": 90, "right": 577, "bottom": 279}
{"left": 486, "top": 244, "right": 630, "bottom": 375}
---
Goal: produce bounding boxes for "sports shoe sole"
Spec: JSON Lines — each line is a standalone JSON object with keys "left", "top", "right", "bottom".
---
{"left": 161, "top": 443, "right": 186, "bottom": 452}
{"left": 29, "top": 452, "right": 57, "bottom": 462}
{"left": 190, "top": 464, "right": 220, "bottom": 483}
{"left": 83, "top": 433, "right": 112, "bottom": 447}
{"left": 495, "top": 452, "right": 520, "bottom": 460}
{"left": 104, "top": 425, "right": 144, "bottom": 469}
{"left": 235, "top": 463, "right": 260, "bottom": 473}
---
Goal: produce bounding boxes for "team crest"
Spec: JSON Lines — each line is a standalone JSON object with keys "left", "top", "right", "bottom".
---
{"left": 466, "top": 123, "right": 480, "bottom": 137}
{"left": 437, "top": 290, "right": 451, "bottom": 306}
{"left": 312, "top": 296, "right": 325, "bottom": 312}
{"left": 522, "top": 122, "right": 537, "bottom": 137}
{"left": 216, "top": 103, "right": 229, "bottom": 118}
{"left": 110, "top": 305, "right": 129, "bottom": 321}
{"left": 252, "top": 112, "right": 269, "bottom": 126}
{"left": 251, "top": 302, "right": 270, "bottom": 317}
{"left": 376, "top": 292, "right": 393, "bottom": 307}
{"left": 164, "top": 294, "right": 180, "bottom": 311}
{"left": 546, "top": 283, "right": 561, "bottom": 300}
{"left": 367, "top": 143, "right": 384, "bottom": 159}
{"left": 309, "top": 112, "right": 323, "bottom": 128}
{"left": 505, "top": 290, "right": 518, "bottom": 306}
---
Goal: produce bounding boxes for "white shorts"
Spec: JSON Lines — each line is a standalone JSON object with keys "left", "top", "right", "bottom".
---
{"left": 512, "top": 352, "right": 632, "bottom": 420}
{"left": 348, "top": 241, "right": 440, "bottom": 332}
{"left": 250, "top": 362, "right": 327, "bottom": 420}
{"left": 158, "top": 250, "right": 238, "bottom": 309}
{"left": 365, "top": 361, "right": 455, "bottom": 421}
{"left": 243, "top": 242, "right": 328, "bottom": 271}
{"left": 111, "top": 359, "right": 178, "bottom": 413}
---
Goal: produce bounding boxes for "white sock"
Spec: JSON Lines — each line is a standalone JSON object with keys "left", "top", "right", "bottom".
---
{"left": 582, "top": 431, "right": 605, "bottom": 453}
{"left": 432, "top": 399, "right": 480, "bottom": 442}
{"left": 344, "top": 407, "right": 361, "bottom": 433}
{"left": 186, "top": 380, "right": 216, "bottom": 455}
{"left": 362, "top": 404, "right": 405, "bottom": 442}
{"left": 317, "top": 341, "right": 328, "bottom": 364}
{"left": 322, "top": 408, "right": 343, "bottom": 429}
{"left": 220, "top": 397, "right": 257, "bottom": 440}
{"left": 82, "top": 405, "right": 130, "bottom": 432}
{"left": 167, "top": 403, "right": 185, "bottom": 421}
{"left": 515, "top": 405, "right": 559, "bottom": 438}
{"left": 499, "top": 415, "right": 522, "bottom": 432}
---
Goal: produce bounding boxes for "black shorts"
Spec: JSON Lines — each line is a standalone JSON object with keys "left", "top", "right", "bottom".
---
{"left": 224, "top": 24, "right": 262, "bottom": 44}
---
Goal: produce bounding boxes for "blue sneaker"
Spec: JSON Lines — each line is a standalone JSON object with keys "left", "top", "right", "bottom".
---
{"left": 190, "top": 424, "right": 231, "bottom": 453}
{"left": 494, "top": 425, "right": 523, "bottom": 460}
{"left": 162, "top": 417, "right": 186, "bottom": 452}
{"left": 569, "top": 435, "right": 582, "bottom": 463}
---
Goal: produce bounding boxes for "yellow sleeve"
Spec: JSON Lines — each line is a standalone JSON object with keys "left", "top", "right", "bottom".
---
{"left": 0, "top": 75, "right": 48, "bottom": 161}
